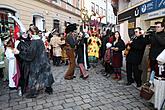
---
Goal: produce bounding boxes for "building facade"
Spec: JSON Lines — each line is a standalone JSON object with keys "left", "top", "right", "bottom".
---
{"left": 117, "top": 0, "right": 165, "bottom": 83}
{"left": 0, "top": 0, "right": 82, "bottom": 33}
{"left": 81, "top": 0, "right": 116, "bottom": 31}
{"left": 118, "top": 0, "right": 165, "bottom": 42}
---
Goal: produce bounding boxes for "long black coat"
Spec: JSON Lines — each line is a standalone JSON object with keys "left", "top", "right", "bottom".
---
{"left": 126, "top": 35, "right": 146, "bottom": 65}
{"left": 77, "top": 38, "right": 84, "bottom": 64}
{"left": 19, "top": 37, "right": 54, "bottom": 88}
{"left": 112, "top": 39, "right": 125, "bottom": 68}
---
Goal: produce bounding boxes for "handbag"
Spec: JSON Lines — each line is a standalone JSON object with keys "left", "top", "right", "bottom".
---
{"left": 140, "top": 83, "right": 154, "bottom": 100}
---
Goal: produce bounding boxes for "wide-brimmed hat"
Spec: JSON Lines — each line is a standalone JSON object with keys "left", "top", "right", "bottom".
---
{"left": 65, "top": 23, "right": 77, "bottom": 34}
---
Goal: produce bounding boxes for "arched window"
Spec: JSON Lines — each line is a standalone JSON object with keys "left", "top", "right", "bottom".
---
{"left": 0, "top": 8, "right": 15, "bottom": 34}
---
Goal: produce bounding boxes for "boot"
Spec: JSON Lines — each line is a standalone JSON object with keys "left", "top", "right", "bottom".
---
{"left": 26, "top": 89, "right": 38, "bottom": 98}
{"left": 112, "top": 74, "right": 118, "bottom": 80}
{"left": 45, "top": 87, "right": 53, "bottom": 95}
{"left": 117, "top": 74, "right": 122, "bottom": 81}
{"left": 65, "top": 60, "right": 68, "bottom": 65}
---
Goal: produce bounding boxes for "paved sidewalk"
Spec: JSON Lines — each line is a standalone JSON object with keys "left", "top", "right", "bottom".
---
{"left": 0, "top": 63, "right": 154, "bottom": 110}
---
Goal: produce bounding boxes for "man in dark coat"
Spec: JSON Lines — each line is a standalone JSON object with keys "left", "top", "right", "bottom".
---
{"left": 126, "top": 27, "right": 146, "bottom": 87}
{"left": 145, "top": 22, "right": 165, "bottom": 75}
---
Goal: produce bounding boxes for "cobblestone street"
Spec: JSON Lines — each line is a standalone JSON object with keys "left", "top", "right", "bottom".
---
{"left": 0, "top": 63, "right": 154, "bottom": 110}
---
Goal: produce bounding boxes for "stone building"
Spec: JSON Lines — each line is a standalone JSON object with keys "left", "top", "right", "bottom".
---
{"left": 0, "top": 0, "right": 82, "bottom": 33}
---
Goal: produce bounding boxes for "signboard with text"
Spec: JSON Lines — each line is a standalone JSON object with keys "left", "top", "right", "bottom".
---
{"left": 140, "top": 0, "right": 165, "bottom": 14}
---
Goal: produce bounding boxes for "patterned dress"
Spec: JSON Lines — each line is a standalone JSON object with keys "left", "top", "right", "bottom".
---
{"left": 88, "top": 36, "right": 101, "bottom": 62}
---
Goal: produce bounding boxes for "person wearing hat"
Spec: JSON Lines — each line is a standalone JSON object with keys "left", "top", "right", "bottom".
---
{"left": 103, "top": 42, "right": 113, "bottom": 78}
{"left": 64, "top": 24, "right": 77, "bottom": 80}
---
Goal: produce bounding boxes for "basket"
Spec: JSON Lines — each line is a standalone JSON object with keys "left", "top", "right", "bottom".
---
{"left": 140, "top": 84, "right": 154, "bottom": 100}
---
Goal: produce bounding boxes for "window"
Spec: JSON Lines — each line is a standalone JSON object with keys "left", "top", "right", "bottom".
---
{"left": 53, "top": 19, "right": 60, "bottom": 32}
{"left": 0, "top": 9, "right": 15, "bottom": 34}
{"left": 96, "top": 5, "right": 99, "bottom": 14}
{"left": 103, "top": 9, "right": 106, "bottom": 16}
{"left": 100, "top": 7, "right": 103, "bottom": 16}
{"left": 52, "top": 0, "right": 61, "bottom": 5}
{"left": 91, "top": 2, "right": 95, "bottom": 12}
{"left": 76, "top": 0, "right": 80, "bottom": 9}
{"left": 67, "top": 0, "right": 73, "bottom": 5}
{"left": 33, "top": 15, "right": 45, "bottom": 31}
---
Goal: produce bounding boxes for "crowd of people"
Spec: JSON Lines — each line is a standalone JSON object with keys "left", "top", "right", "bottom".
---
{"left": 0, "top": 19, "right": 165, "bottom": 109}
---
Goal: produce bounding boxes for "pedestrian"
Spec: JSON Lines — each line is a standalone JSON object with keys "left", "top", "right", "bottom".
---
{"left": 126, "top": 27, "right": 146, "bottom": 87}
{"left": 64, "top": 23, "right": 77, "bottom": 80}
{"left": 111, "top": 31, "right": 125, "bottom": 80}
{"left": 103, "top": 42, "right": 113, "bottom": 78}
{"left": 14, "top": 26, "right": 54, "bottom": 98}
{"left": 50, "top": 32, "right": 65, "bottom": 66}
{"left": 77, "top": 32, "right": 89, "bottom": 79}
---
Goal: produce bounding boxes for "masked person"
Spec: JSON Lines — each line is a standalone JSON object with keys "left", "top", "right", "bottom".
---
{"left": 64, "top": 24, "right": 77, "bottom": 80}
{"left": 14, "top": 26, "right": 54, "bottom": 98}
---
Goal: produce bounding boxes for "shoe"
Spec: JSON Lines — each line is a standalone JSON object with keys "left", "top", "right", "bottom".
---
{"left": 45, "top": 87, "right": 53, "bottom": 95}
{"left": 126, "top": 82, "right": 132, "bottom": 86}
{"left": 106, "top": 74, "right": 111, "bottom": 78}
{"left": 18, "top": 87, "right": 22, "bottom": 96}
{"left": 116, "top": 74, "right": 121, "bottom": 81}
{"left": 137, "top": 83, "right": 142, "bottom": 87}
{"left": 103, "top": 73, "right": 107, "bottom": 76}
{"left": 83, "top": 75, "right": 89, "bottom": 80}
{"left": 80, "top": 75, "right": 83, "bottom": 78}
{"left": 26, "top": 93, "right": 38, "bottom": 98}
{"left": 9, "top": 87, "right": 17, "bottom": 90}
{"left": 112, "top": 74, "right": 118, "bottom": 80}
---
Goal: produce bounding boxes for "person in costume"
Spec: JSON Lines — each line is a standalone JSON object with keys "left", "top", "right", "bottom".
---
{"left": 64, "top": 24, "right": 77, "bottom": 80}
{"left": 5, "top": 39, "right": 16, "bottom": 89}
{"left": 16, "top": 32, "right": 31, "bottom": 96}
{"left": 77, "top": 32, "right": 89, "bottom": 79}
{"left": 14, "top": 26, "right": 54, "bottom": 98}
{"left": 88, "top": 30, "right": 102, "bottom": 63}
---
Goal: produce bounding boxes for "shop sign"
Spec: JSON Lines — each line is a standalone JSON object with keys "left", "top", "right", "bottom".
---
{"left": 157, "top": 0, "right": 165, "bottom": 10}
{"left": 148, "top": 9, "right": 165, "bottom": 19}
{"left": 118, "top": 7, "right": 140, "bottom": 22}
{"left": 140, "top": 1, "right": 155, "bottom": 14}
{"left": 140, "top": 0, "right": 165, "bottom": 14}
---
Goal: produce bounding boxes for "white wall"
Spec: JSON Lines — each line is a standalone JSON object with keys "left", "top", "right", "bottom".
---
{"left": 107, "top": 1, "right": 116, "bottom": 24}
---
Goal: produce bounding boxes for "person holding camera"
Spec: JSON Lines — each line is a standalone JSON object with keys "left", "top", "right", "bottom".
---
{"left": 126, "top": 27, "right": 146, "bottom": 87}
{"left": 145, "top": 21, "right": 165, "bottom": 110}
